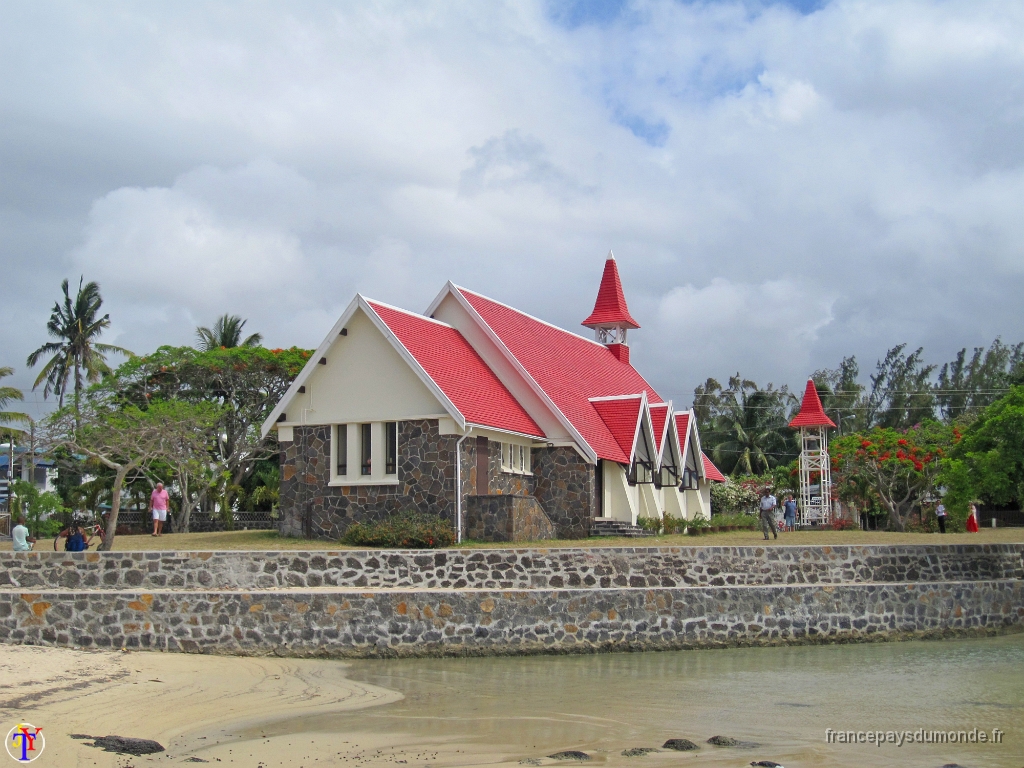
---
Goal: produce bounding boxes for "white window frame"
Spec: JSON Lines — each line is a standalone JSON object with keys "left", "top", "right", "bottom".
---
{"left": 498, "top": 441, "right": 531, "bottom": 476}
{"left": 330, "top": 421, "right": 400, "bottom": 486}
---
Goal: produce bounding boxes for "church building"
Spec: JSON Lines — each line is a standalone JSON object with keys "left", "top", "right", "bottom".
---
{"left": 263, "top": 254, "right": 725, "bottom": 541}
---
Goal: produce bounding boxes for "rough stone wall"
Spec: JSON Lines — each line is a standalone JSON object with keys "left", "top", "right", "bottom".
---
{"left": 3, "top": 544, "right": 1020, "bottom": 592}
{"left": 2, "top": 581, "right": 1020, "bottom": 657}
{"left": 463, "top": 496, "right": 555, "bottom": 542}
{"left": 279, "top": 420, "right": 458, "bottom": 538}
{"left": 531, "top": 447, "right": 595, "bottom": 538}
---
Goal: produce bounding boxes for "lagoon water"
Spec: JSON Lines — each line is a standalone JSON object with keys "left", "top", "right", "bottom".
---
{"left": 254, "top": 634, "right": 1024, "bottom": 768}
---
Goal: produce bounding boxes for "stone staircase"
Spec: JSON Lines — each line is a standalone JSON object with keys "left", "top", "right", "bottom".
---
{"left": 589, "top": 518, "right": 654, "bottom": 538}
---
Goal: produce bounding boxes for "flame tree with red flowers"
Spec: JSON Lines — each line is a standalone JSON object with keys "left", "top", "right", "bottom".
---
{"left": 831, "top": 422, "right": 953, "bottom": 531}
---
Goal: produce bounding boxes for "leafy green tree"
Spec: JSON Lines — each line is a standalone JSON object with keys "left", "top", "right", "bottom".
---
{"left": 812, "top": 356, "right": 863, "bottom": 434}
{"left": 196, "top": 314, "right": 262, "bottom": 351}
{"left": 43, "top": 397, "right": 220, "bottom": 549}
{"left": 106, "top": 345, "right": 310, "bottom": 506}
{"left": 8, "top": 478, "right": 69, "bottom": 537}
{"left": 935, "top": 339, "right": 1024, "bottom": 421}
{"left": 832, "top": 422, "right": 950, "bottom": 531}
{"left": 864, "top": 345, "right": 936, "bottom": 428}
{"left": 939, "top": 385, "right": 1024, "bottom": 513}
{"left": 26, "top": 277, "right": 132, "bottom": 422}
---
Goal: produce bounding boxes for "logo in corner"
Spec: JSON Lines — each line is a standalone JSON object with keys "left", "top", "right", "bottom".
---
{"left": 5, "top": 724, "right": 44, "bottom": 763}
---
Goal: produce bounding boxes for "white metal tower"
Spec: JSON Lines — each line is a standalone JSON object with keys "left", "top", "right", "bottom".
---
{"left": 789, "top": 379, "right": 836, "bottom": 527}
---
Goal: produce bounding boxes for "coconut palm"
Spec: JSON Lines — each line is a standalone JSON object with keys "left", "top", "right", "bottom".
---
{"left": 195, "top": 314, "right": 262, "bottom": 351}
{"left": 0, "top": 367, "right": 28, "bottom": 429}
{"left": 707, "top": 376, "right": 796, "bottom": 476}
{"left": 26, "top": 277, "right": 132, "bottom": 417}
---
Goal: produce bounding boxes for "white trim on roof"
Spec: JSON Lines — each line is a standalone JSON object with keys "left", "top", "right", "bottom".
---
{"left": 428, "top": 282, "right": 598, "bottom": 464}
{"left": 260, "top": 295, "right": 467, "bottom": 438}
{"left": 449, "top": 285, "right": 612, "bottom": 350}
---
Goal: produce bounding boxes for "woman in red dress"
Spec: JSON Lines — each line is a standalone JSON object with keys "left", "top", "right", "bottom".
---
{"left": 966, "top": 503, "right": 980, "bottom": 533}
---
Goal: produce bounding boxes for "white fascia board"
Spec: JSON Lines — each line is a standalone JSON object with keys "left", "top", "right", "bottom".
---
{"left": 358, "top": 297, "right": 467, "bottom": 430}
{"left": 688, "top": 408, "right": 707, "bottom": 480}
{"left": 651, "top": 401, "right": 673, "bottom": 465}
{"left": 658, "top": 403, "right": 684, "bottom": 471}
{"left": 260, "top": 294, "right": 363, "bottom": 438}
{"left": 440, "top": 283, "right": 598, "bottom": 464}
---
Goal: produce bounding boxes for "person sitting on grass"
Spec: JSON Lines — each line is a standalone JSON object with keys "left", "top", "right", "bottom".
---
{"left": 11, "top": 515, "right": 36, "bottom": 551}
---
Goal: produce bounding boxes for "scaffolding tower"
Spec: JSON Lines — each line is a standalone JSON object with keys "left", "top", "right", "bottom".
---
{"left": 789, "top": 379, "right": 836, "bottom": 527}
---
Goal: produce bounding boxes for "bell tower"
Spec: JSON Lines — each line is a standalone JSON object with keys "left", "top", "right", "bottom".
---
{"left": 582, "top": 251, "right": 640, "bottom": 363}
{"left": 789, "top": 379, "right": 837, "bottom": 527}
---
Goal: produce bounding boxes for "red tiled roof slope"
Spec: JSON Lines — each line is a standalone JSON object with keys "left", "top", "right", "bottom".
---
{"left": 581, "top": 257, "right": 640, "bottom": 329}
{"left": 702, "top": 452, "right": 726, "bottom": 482}
{"left": 368, "top": 301, "right": 544, "bottom": 437}
{"left": 789, "top": 379, "right": 837, "bottom": 428}
{"left": 459, "top": 288, "right": 661, "bottom": 463}
{"left": 590, "top": 397, "right": 643, "bottom": 460}
{"left": 649, "top": 403, "right": 668, "bottom": 452}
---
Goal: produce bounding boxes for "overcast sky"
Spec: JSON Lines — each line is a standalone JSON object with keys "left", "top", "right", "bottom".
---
{"left": 2, "top": 0, "right": 1023, "bottom": 418}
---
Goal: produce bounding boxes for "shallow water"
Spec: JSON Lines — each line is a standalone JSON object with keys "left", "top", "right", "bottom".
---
{"left": 258, "top": 634, "right": 1024, "bottom": 768}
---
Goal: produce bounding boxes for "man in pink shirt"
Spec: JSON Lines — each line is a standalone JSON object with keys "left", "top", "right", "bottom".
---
{"left": 151, "top": 482, "right": 170, "bottom": 536}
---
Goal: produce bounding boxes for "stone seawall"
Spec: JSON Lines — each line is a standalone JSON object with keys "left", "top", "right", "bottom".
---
{"left": 3, "top": 544, "right": 1021, "bottom": 592}
{"left": 1, "top": 543, "right": 1021, "bottom": 658}
{"left": 2, "top": 581, "right": 1021, "bottom": 657}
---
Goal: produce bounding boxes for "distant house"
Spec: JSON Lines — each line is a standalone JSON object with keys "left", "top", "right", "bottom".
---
{"left": 0, "top": 446, "right": 57, "bottom": 507}
{"left": 262, "top": 255, "right": 725, "bottom": 541}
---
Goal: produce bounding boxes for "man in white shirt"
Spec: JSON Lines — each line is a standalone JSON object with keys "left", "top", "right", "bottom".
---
{"left": 11, "top": 516, "right": 36, "bottom": 551}
{"left": 759, "top": 490, "right": 778, "bottom": 541}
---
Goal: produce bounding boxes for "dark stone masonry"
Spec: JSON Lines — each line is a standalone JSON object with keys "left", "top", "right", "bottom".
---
{"left": 463, "top": 495, "right": 556, "bottom": 543}
{"left": 279, "top": 419, "right": 598, "bottom": 541}
{"left": 1, "top": 543, "right": 1022, "bottom": 657}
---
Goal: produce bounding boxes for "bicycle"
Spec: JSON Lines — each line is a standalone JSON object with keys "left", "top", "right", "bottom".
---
{"left": 54, "top": 520, "right": 104, "bottom": 552}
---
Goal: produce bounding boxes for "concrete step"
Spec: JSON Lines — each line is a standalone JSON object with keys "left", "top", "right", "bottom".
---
{"left": 589, "top": 519, "right": 655, "bottom": 538}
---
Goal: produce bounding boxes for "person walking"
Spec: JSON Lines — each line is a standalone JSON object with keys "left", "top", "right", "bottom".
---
{"left": 966, "top": 503, "right": 980, "bottom": 533}
{"left": 150, "top": 482, "right": 170, "bottom": 537}
{"left": 11, "top": 515, "right": 36, "bottom": 551}
{"left": 783, "top": 494, "right": 798, "bottom": 532}
{"left": 759, "top": 489, "right": 779, "bottom": 540}
{"left": 935, "top": 501, "right": 947, "bottom": 534}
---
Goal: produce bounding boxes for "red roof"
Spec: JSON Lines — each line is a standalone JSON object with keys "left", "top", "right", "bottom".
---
{"left": 459, "top": 288, "right": 661, "bottom": 463}
{"left": 590, "top": 396, "right": 644, "bottom": 460}
{"left": 789, "top": 379, "right": 836, "bottom": 428}
{"left": 581, "top": 257, "right": 640, "bottom": 330}
{"left": 649, "top": 403, "right": 669, "bottom": 452}
{"left": 368, "top": 301, "right": 544, "bottom": 437}
{"left": 702, "top": 452, "right": 726, "bottom": 482}
{"left": 674, "top": 412, "right": 690, "bottom": 445}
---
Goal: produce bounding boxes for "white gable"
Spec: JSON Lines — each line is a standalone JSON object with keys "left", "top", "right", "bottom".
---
{"left": 264, "top": 304, "right": 448, "bottom": 435}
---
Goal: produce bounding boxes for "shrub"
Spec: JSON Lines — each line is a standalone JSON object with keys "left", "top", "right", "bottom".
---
{"left": 341, "top": 510, "right": 456, "bottom": 549}
{"left": 637, "top": 517, "right": 662, "bottom": 534}
{"left": 829, "top": 517, "right": 858, "bottom": 531}
{"left": 662, "top": 514, "right": 686, "bottom": 534}
{"left": 710, "top": 481, "right": 759, "bottom": 515}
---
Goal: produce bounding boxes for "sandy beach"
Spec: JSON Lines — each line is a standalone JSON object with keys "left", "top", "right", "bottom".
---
{"left": 0, "top": 645, "right": 420, "bottom": 768}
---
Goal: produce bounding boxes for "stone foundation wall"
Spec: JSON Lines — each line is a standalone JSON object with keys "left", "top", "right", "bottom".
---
{"left": 2, "top": 581, "right": 1021, "bottom": 657}
{"left": 463, "top": 496, "right": 556, "bottom": 543}
{"left": 279, "top": 420, "right": 458, "bottom": 538}
{"left": 2, "top": 544, "right": 1020, "bottom": 592}
{"left": 531, "top": 447, "right": 595, "bottom": 538}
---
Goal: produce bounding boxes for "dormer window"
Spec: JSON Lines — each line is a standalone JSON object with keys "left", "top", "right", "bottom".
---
{"left": 627, "top": 425, "right": 655, "bottom": 485}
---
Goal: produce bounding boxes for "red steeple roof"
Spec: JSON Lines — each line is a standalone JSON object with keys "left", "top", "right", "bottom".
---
{"left": 789, "top": 379, "right": 837, "bottom": 428}
{"left": 582, "top": 253, "right": 640, "bottom": 330}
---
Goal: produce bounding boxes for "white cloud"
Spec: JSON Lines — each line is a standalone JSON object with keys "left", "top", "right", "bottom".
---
{"left": 2, "top": 0, "right": 1024, "bottom": 411}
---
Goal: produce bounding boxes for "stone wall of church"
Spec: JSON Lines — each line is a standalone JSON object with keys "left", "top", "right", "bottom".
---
{"left": 532, "top": 447, "right": 596, "bottom": 539}
{"left": 279, "top": 420, "right": 458, "bottom": 539}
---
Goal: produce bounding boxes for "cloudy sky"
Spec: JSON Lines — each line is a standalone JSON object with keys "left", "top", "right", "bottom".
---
{"left": 2, "top": 0, "right": 1023, "bottom": 417}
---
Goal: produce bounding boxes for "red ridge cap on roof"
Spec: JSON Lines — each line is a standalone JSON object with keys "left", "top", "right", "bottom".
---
{"left": 367, "top": 300, "right": 544, "bottom": 438}
{"left": 789, "top": 379, "right": 837, "bottom": 428}
{"left": 702, "top": 452, "right": 726, "bottom": 482}
{"left": 582, "top": 256, "right": 640, "bottom": 330}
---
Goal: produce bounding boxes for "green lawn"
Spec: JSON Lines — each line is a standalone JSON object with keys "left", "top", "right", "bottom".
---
{"left": 4, "top": 526, "right": 1022, "bottom": 552}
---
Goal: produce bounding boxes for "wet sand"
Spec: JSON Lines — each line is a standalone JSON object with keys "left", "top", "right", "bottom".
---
{"left": 2, "top": 635, "right": 1022, "bottom": 767}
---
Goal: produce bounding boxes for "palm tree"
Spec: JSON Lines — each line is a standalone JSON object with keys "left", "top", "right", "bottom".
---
{"left": 708, "top": 376, "right": 796, "bottom": 476}
{"left": 1, "top": 367, "right": 29, "bottom": 484}
{"left": 26, "top": 277, "right": 132, "bottom": 418}
{"left": 195, "top": 314, "right": 262, "bottom": 351}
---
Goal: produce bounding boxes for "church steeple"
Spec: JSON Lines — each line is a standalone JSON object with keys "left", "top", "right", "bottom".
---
{"left": 582, "top": 251, "right": 639, "bottom": 363}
